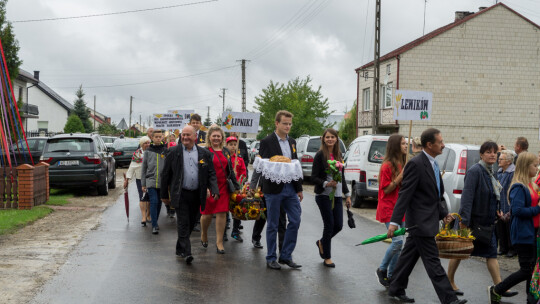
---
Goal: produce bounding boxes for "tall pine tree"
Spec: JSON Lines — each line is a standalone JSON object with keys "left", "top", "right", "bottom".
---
{"left": 73, "top": 85, "right": 93, "bottom": 133}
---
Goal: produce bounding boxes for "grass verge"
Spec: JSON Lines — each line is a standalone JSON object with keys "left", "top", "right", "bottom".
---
{"left": 46, "top": 188, "right": 75, "bottom": 206}
{"left": 0, "top": 206, "right": 53, "bottom": 235}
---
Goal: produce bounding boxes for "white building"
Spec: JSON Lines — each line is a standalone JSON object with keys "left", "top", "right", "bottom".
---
{"left": 355, "top": 3, "right": 540, "bottom": 151}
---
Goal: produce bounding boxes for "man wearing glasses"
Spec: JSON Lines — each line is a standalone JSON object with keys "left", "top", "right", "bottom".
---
{"left": 496, "top": 150, "right": 516, "bottom": 257}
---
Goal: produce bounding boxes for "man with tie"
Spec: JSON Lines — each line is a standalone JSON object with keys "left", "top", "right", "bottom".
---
{"left": 387, "top": 128, "right": 467, "bottom": 304}
{"left": 189, "top": 114, "right": 206, "bottom": 145}
{"left": 259, "top": 110, "right": 303, "bottom": 270}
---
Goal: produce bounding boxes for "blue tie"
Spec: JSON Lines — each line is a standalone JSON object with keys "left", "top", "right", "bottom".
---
{"left": 433, "top": 161, "right": 441, "bottom": 197}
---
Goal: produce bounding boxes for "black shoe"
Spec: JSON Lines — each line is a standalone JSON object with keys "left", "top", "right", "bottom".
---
{"left": 488, "top": 285, "right": 501, "bottom": 304}
{"left": 223, "top": 234, "right": 229, "bottom": 242}
{"left": 193, "top": 224, "right": 200, "bottom": 232}
{"left": 323, "top": 261, "right": 335, "bottom": 268}
{"left": 185, "top": 255, "right": 194, "bottom": 264}
{"left": 502, "top": 290, "right": 518, "bottom": 297}
{"left": 497, "top": 251, "right": 507, "bottom": 255}
{"left": 141, "top": 222, "right": 146, "bottom": 227}
{"left": 239, "top": 224, "right": 243, "bottom": 230}
{"left": 252, "top": 240, "right": 263, "bottom": 249}
{"left": 266, "top": 260, "right": 281, "bottom": 270}
{"left": 201, "top": 240, "right": 208, "bottom": 248}
{"left": 448, "top": 300, "right": 467, "bottom": 304}
{"left": 232, "top": 234, "right": 243, "bottom": 242}
{"left": 505, "top": 251, "right": 515, "bottom": 258}
{"left": 216, "top": 245, "right": 225, "bottom": 254}
{"left": 316, "top": 240, "right": 324, "bottom": 259}
{"left": 278, "top": 259, "right": 302, "bottom": 269}
{"left": 152, "top": 227, "right": 159, "bottom": 234}
{"left": 376, "top": 268, "right": 390, "bottom": 288}
{"left": 156, "top": 226, "right": 159, "bottom": 231}
{"left": 454, "top": 289, "right": 464, "bottom": 296}
{"left": 388, "top": 293, "right": 415, "bottom": 303}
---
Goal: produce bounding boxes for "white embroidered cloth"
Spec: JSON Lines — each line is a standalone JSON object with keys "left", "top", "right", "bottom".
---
{"left": 253, "top": 157, "right": 303, "bottom": 184}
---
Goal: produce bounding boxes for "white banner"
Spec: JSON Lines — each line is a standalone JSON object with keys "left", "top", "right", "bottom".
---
{"left": 221, "top": 112, "right": 260, "bottom": 133}
{"left": 393, "top": 90, "right": 432, "bottom": 121}
{"left": 153, "top": 110, "right": 194, "bottom": 130}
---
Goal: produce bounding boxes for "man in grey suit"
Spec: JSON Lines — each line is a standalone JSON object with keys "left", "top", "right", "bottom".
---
{"left": 387, "top": 128, "right": 467, "bottom": 304}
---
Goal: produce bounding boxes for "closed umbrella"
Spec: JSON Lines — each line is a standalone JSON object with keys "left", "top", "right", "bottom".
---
{"left": 346, "top": 207, "right": 355, "bottom": 228}
{"left": 123, "top": 173, "right": 129, "bottom": 222}
{"left": 356, "top": 226, "right": 417, "bottom": 246}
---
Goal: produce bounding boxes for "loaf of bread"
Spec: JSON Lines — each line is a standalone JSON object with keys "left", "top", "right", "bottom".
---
{"left": 269, "top": 155, "right": 291, "bottom": 163}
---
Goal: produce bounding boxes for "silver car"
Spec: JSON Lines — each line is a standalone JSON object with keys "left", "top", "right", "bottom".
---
{"left": 296, "top": 135, "right": 346, "bottom": 179}
{"left": 249, "top": 141, "right": 260, "bottom": 164}
{"left": 435, "top": 143, "right": 481, "bottom": 214}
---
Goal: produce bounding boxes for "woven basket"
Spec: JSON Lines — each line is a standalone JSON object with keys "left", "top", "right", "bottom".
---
{"left": 229, "top": 199, "right": 263, "bottom": 221}
{"left": 435, "top": 213, "right": 475, "bottom": 260}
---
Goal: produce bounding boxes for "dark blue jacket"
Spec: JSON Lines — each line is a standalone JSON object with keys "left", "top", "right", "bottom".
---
{"left": 459, "top": 163, "right": 498, "bottom": 227}
{"left": 509, "top": 183, "right": 540, "bottom": 245}
{"left": 496, "top": 163, "right": 515, "bottom": 214}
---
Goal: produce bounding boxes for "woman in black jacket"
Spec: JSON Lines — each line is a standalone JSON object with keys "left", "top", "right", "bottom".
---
{"left": 312, "top": 128, "right": 351, "bottom": 267}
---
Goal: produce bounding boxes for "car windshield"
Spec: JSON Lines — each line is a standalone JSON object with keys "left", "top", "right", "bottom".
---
{"left": 307, "top": 138, "right": 321, "bottom": 152}
{"left": 368, "top": 140, "right": 387, "bottom": 163}
{"left": 114, "top": 140, "right": 139, "bottom": 150}
{"left": 46, "top": 138, "right": 93, "bottom": 152}
{"left": 102, "top": 137, "right": 116, "bottom": 144}
{"left": 466, "top": 149, "right": 480, "bottom": 171}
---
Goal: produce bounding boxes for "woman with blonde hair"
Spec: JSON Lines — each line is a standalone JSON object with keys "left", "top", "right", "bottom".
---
{"left": 488, "top": 152, "right": 540, "bottom": 303}
{"left": 124, "top": 136, "right": 151, "bottom": 227}
{"left": 201, "top": 125, "right": 239, "bottom": 253}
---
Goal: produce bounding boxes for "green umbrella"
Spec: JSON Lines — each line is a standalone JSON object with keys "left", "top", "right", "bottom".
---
{"left": 355, "top": 226, "right": 417, "bottom": 246}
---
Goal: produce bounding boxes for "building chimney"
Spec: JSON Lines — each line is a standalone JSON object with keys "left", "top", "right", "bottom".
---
{"left": 455, "top": 11, "right": 474, "bottom": 22}
{"left": 33, "top": 71, "right": 40, "bottom": 80}
{"left": 478, "top": 7, "right": 487, "bottom": 11}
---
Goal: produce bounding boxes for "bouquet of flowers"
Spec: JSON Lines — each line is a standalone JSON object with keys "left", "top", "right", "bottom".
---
{"left": 326, "top": 159, "right": 343, "bottom": 208}
{"left": 229, "top": 184, "right": 266, "bottom": 221}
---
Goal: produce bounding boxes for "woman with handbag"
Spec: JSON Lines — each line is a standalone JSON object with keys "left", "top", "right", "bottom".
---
{"left": 200, "top": 125, "right": 239, "bottom": 254}
{"left": 124, "top": 136, "right": 151, "bottom": 227}
{"left": 488, "top": 152, "right": 540, "bottom": 304}
{"left": 312, "top": 128, "right": 351, "bottom": 268}
{"left": 447, "top": 141, "right": 514, "bottom": 297}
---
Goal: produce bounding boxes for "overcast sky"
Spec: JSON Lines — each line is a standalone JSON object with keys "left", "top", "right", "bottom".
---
{"left": 6, "top": 0, "right": 540, "bottom": 126}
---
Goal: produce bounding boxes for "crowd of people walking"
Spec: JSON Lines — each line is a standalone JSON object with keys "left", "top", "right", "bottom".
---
{"left": 123, "top": 111, "right": 539, "bottom": 304}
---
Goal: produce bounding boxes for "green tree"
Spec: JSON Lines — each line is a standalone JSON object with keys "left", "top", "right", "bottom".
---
{"left": 73, "top": 85, "right": 93, "bottom": 132}
{"left": 254, "top": 76, "right": 332, "bottom": 139}
{"left": 338, "top": 100, "right": 357, "bottom": 146}
{"left": 64, "top": 114, "right": 85, "bottom": 133}
{"left": 0, "top": 0, "right": 22, "bottom": 82}
{"left": 97, "top": 123, "right": 118, "bottom": 136}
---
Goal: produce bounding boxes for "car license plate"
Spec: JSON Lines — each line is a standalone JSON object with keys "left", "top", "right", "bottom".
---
{"left": 368, "top": 180, "right": 378, "bottom": 187}
{"left": 58, "top": 160, "right": 79, "bottom": 166}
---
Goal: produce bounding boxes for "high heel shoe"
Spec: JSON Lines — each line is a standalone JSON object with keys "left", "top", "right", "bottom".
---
{"left": 216, "top": 245, "right": 225, "bottom": 254}
{"left": 141, "top": 221, "right": 146, "bottom": 227}
{"left": 201, "top": 240, "right": 208, "bottom": 248}
{"left": 316, "top": 240, "right": 324, "bottom": 259}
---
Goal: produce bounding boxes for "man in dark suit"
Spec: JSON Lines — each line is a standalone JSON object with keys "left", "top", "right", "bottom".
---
{"left": 259, "top": 110, "right": 303, "bottom": 270}
{"left": 189, "top": 114, "right": 206, "bottom": 145}
{"left": 387, "top": 128, "right": 467, "bottom": 304}
{"left": 161, "top": 125, "right": 219, "bottom": 264}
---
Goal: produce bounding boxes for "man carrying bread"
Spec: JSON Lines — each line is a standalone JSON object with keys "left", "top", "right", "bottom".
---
{"left": 259, "top": 110, "right": 303, "bottom": 270}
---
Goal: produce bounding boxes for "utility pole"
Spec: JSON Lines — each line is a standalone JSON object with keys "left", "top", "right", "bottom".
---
{"left": 206, "top": 106, "right": 211, "bottom": 126}
{"left": 237, "top": 59, "right": 250, "bottom": 112}
{"left": 93, "top": 95, "right": 96, "bottom": 131}
{"left": 139, "top": 115, "right": 142, "bottom": 131}
{"left": 129, "top": 96, "right": 133, "bottom": 132}
{"left": 371, "top": 0, "right": 381, "bottom": 134}
{"left": 220, "top": 88, "right": 227, "bottom": 113}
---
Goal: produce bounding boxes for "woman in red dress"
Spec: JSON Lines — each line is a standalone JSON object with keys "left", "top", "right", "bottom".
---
{"left": 201, "top": 125, "right": 239, "bottom": 254}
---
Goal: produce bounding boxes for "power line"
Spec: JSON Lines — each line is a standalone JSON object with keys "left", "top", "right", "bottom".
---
{"left": 52, "top": 64, "right": 239, "bottom": 89}
{"left": 12, "top": 0, "right": 218, "bottom": 23}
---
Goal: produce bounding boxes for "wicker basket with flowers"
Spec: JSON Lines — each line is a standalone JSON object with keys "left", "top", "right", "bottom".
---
{"left": 435, "top": 213, "right": 475, "bottom": 260}
{"left": 229, "top": 184, "right": 266, "bottom": 221}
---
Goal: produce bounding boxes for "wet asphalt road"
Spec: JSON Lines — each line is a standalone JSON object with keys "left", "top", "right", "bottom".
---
{"left": 32, "top": 182, "right": 528, "bottom": 304}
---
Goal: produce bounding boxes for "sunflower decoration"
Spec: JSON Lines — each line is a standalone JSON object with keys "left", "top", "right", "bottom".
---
{"left": 247, "top": 207, "right": 259, "bottom": 219}
{"left": 234, "top": 205, "right": 244, "bottom": 219}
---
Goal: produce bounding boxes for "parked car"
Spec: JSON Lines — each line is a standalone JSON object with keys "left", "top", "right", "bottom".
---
{"left": 296, "top": 135, "right": 346, "bottom": 180}
{"left": 101, "top": 136, "right": 117, "bottom": 148}
{"left": 435, "top": 143, "right": 481, "bottom": 214}
{"left": 6, "top": 137, "right": 48, "bottom": 165}
{"left": 249, "top": 140, "right": 260, "bottom": 164}
{"left": 40, "top": 133, "right": 116, "bottom": 195}
{"left": 112, "top": 138, "right": 139, "bottom": 167}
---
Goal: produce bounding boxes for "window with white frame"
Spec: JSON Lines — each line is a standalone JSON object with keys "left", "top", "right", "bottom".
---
{"left": 363, "top": 88, "right": 370, "bottom": 111}
{"left": 381, "top": 82, "right": 393, "bottom": 109}
{"left": 386, "top": 64, "right": 391, "bottom": 75}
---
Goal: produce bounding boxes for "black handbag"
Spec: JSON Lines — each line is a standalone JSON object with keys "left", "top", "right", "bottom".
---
{"left": 211, "top": 149, "right": 237, "bottom": 193}
{"left": 471, "top": 224, "right": 494, "bottom": 245}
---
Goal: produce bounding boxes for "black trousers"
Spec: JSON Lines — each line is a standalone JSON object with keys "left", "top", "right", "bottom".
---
{"left": 388, "top": 235, "right": 457, "bottom": 304}
{"left": 496, "top": 219, "right": 513, "bottom": 253}
{"left": 252, "top": 207, "right": 286, "bottom": 251}
{"left": 175, "top": 189, "right": 200, "bottom": 256}
{"left": 494, "top": 243, "right": 536, "bottom": 296}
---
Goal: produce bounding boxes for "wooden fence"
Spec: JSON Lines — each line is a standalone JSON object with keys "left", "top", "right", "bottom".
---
{"left": 0, "top": 162, "right": 49, "bottom": 209}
